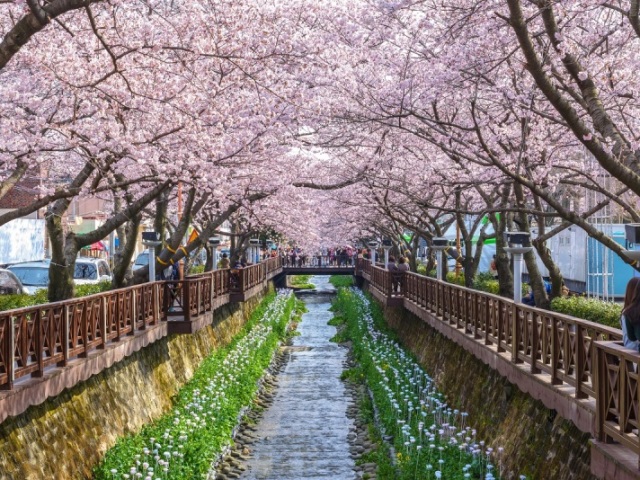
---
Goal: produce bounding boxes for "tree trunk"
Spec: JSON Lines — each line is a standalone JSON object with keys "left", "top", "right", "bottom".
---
{"left": 204, "top": 245, "right": 213, "bottom": 272}
{"left": 513, "top": 183, "right": 548, "bottom": 308}
{"left": 46, "top": 212, "right": 75, "bottom": 302}
{"left": 111, "top": 214, "right": 140, "bottom": 288}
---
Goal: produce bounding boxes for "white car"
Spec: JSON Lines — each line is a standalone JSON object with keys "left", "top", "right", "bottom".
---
{"left": 9, "top": 258, "right": 112, "bottom": 294}
{"left": 73, "top": 258, "right": 112, "bottom": 286}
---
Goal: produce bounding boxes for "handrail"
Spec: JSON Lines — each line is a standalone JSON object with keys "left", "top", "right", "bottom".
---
{"left": 594, "top": 341, "right": 640, "bottom": 459}
{"left": 358, "top": 260, "right": 637, "bottom": 460}
{"left": 0, "top": 282, "right": 165, "bottom": 390}
{"left": 0, "top": 257, "right": 283, "bottom": 391}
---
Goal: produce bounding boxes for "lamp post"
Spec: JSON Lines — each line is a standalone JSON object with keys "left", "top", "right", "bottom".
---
{"left": 431, "top": 237, "right": 448, "bottom": 281}
{"left": 208, "top": 237, "right": 221, "bottom": 270}
{"left": 382, "top": 239, "right": 393, "bottom": 269}
{"left": 624, "top": 224, "right": 640, "bottom": 275}
{"left": 367, "top": 240, "right": 379, "bottom": 266}
{"left": 249, "top": 238, "right": 260, "bottom": 264}
{"left": 141, "top": 232, "right": 162, "bottom": 282}
{"left": 504, "top": 232, "right": 534, "bottom": 303}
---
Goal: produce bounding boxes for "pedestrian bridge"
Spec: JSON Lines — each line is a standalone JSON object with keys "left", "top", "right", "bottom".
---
{"left": 0, "top": 256, "right": 638, "bottom": 479}
{"left": 282, "top": 265, "right": 355, "bottom": 276}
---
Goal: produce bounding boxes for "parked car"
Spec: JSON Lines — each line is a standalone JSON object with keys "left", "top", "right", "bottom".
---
{"left": 8, "top": 258, "right": 112, "bottom": 294}
{"left": 73, "top": 258, "right": 112, "bottom": 286}
{"left": 8, "top": 261, "right": 49, "bottom": 294}
{"left": 132, "top": 252, "right": 149, "bottom": 271}
{"left": 0, "top": 269, "right": 26, "bottom": 295}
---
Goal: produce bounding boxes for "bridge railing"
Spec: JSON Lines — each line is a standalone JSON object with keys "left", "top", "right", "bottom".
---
{"left": 282, "top": 254, "right": 356, "bottom": 267}
{"left": 264, "top": 256, "right": 282, "bottom": 278}
{"left": 0, "top": 282, "right": 165, "bottom": 390}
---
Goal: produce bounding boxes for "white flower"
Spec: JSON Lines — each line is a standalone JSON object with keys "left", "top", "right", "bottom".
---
{"left": 578, "top": 71, "right": 588, "bottom": 81}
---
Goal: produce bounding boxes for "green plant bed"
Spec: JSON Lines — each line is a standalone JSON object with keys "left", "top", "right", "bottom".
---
{"left": 329, "top": 275, "right": 354, "bottom": 288}
{"left": 472, "top": 272, "right": 500, "bottom": 295}
{"left": 446, "top": 271, "right": 465, "bottom": 286}
{"left": 332, "top": 288, "right": 527, "bottom": 480}
{"left": 550, "top": 295, "right": 621, "bottom": 328}
{"left": 94, "top": 290, "right": 298, "bottom": 480}
{"left": 188, "top": 265, "right": 205, "bottom": 275}
{"left": 289, "top": 275, "right": 315, "bottom": 289}
{"left": 0, "top": 281, "right": 111, "bottom": 312}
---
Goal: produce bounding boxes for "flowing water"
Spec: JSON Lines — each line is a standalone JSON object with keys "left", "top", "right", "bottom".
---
{"left": 239, "top": 275, "right": 356, "bottom": 480}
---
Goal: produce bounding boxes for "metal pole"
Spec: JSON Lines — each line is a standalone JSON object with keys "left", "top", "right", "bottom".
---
{"left": 436, "top": 251, "right": 443, "bottom": 281}
{"left": 213, "top": 248, "right": 218, "bottom": 271}
{"left": 513, "top": 253, "right": 523, "bottom": 303}
{"left": 455, "top": 222, "right": 462, "bottom": 277}
{"left": 371, "top": 248, "right": 377, "bottom": 266}
{"left": 384, "top": 249, "right": 390, "bottom": 269}
{"left": 148, "top": 247, "right": 156, "bottom": 282}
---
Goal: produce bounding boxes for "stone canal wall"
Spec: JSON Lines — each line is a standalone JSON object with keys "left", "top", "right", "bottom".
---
{"left": 380, "top": 301, "right": 595, "bottom": 480}
{"left": 0, "top": 286, "right": 271, "bottom": 480}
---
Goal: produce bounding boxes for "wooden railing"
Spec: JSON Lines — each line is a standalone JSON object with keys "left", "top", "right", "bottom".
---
{"left": 595, "top": 341, "right": 640, "bottom": 460}
{"left": 357, "top": 260, "right": 639, "bottom": 461}
{"left": 230, "top": 262, "right": 265, "bottom": 293}
{"left": 0, "top": 257, "right": 284, "bottom": 391}
{"left": 264, "top": 257, "right": 282, "bottom": 278}
{"left": 0, "top": 282, "right": 164, "bottom": 390}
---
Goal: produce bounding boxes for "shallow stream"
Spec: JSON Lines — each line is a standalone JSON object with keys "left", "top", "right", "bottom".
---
{"left": 239, "top": 276, "right": 356, "bottom": 480}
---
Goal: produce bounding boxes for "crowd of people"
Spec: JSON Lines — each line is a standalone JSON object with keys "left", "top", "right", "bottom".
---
{"left": 280, "top": 246, "right": 357, "bottom": 267}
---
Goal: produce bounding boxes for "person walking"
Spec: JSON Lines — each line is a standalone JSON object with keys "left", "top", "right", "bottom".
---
{"left": 622, "top": 277, "right": 640, "bottom": 351}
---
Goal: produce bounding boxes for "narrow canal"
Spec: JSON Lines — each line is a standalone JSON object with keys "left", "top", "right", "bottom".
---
{"left": 239, "top": 276, "right": 356, "bottom": 480}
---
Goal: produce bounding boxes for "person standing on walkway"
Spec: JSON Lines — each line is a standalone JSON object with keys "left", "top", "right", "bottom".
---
{"left": 622, "top": 277, "right": 640, "bottom": 351}
{"left": 217, "top": 253, "right": 230, "bottom": 269}
{"left": 395, "top": 256, "right": 410, "bottom": 294}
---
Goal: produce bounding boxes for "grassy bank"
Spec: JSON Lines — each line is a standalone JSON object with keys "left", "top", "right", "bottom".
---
{"left": 329, "top": 275, "right": 354, "bottom": 288}
{"left": 288, "top": 275, "right": 315, "bottom": 289}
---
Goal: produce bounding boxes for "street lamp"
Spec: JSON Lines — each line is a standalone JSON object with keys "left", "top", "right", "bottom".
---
{"left": 624, "top": 224, "right": 640, "bottom": 261}
{"left": 208, "top": 237, "right": 221, "bottom": 270}
{"left": 382, "top": 239, "right": 393, "bottom": 269}
{"left": 504, "top": 232, "right": 534, "bottom": 303}
{"left": 431, "top": 237, "right": 448, "bottom": 281}
{"left": 141, "top": 231, "right": 162, "bottom": 282}
{"left": 249, "top": 238, "right": 260, "bottom": 264}
{"left": 367, "top": 240, "right": 379, "bottom": 265}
